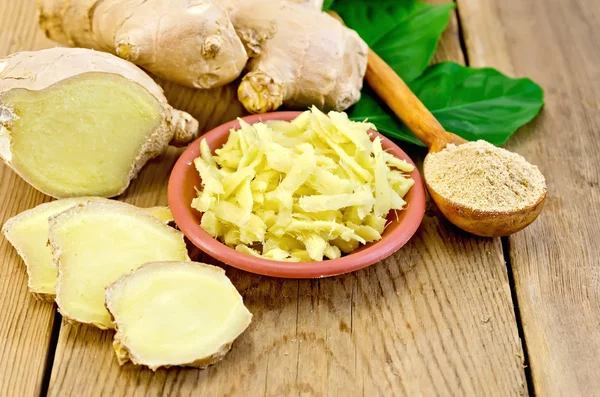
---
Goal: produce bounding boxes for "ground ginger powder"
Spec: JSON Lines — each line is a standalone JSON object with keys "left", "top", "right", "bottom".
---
{"left": 424, "top": 140, "right": 546, "bottom": 212}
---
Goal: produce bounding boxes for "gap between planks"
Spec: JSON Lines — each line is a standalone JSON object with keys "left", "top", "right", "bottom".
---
{"left": 502, "top": 237, "right": 534, "bottom": 396}
{"left": 40, "top": 310, "right": 63, "bottom": 397}
{"left": 450, "top": 0, "right": 533, "bottom": 393}
{"left": 452, "top": 0, "right": 471, "bottom": 66}
{"left": 455, "top": 0, "right": 600, "bottom": 394}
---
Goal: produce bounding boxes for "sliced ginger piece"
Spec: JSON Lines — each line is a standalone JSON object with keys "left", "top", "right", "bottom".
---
{"left": 2, "top": 197, "right": 107, "bottom": 300}
{"left": 0, "top": 48, "right": 198, "bottom": 198}
{"left": 50, "top": 201, "right": 189, "bottom": 329}
{"left": 143, "top": 206, "right": 174, "bottom": 224}
{"left": 2, "top": 199, "right": 177, "bottom": 300}
{"left": 105, "top": 261, "right": 252, "bottom": 371}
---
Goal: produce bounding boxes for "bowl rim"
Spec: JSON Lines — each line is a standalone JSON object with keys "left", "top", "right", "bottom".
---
{"left": 168, "top": 111, "right": 426, "bottom": 278}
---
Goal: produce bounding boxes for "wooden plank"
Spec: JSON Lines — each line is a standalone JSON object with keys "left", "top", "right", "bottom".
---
{"left": 45, "top": 3, "right": 527, "bottom": 396}
{"left": 0, "top": 174, "right": 55, "bottom": 397}
{"left": 457, "top": 0, "right": 600, "bottom": 395}
{"left": 430, "top": 0, "right": 465, "bottom": 65}
{"left": 0, "top": 1, "right": 243, "bottom": 395}
{"left": 0, "top": 1, "right": 58, "bottom": 395}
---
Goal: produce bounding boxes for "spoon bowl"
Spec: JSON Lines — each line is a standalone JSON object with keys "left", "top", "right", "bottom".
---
{"left": 426, "top": 177, "right": 546, "bottom": 237}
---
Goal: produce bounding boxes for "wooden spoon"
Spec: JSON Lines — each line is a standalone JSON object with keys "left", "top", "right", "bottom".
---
{"left": 329, "top": 12, "right": 546, "bottom": 237}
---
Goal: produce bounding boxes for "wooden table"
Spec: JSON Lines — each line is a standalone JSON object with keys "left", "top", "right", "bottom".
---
{"left": 1, "top": 1, "right": 598, "bottom": 396}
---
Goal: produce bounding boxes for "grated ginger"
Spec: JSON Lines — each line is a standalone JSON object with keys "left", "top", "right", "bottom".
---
{"left": 191, "top": 107, "right": 415, "bottom": 262}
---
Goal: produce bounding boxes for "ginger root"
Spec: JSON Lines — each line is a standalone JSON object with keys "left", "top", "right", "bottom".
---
{"left": 2, "top": 198, "right": 174, "bottom": 301}
{"left": 0, "top": 48, "right": 199, "bottom": 198}
{"left": 106, "top": 261, "right": 252, "bottom": 370}
{"left": 229, "top": 0, "right": 368, "bottom": 113}
{"left": 37, "top": 0, "right": 248, "bottom": 89}
{"left": 50, "top": 201, "right": 189, "bottom": 329}
{"left": 157, "top": 77, "right": 248, "bottom": 134}
{"left": 36, "top": 0, "right": 368, "bottom": 114}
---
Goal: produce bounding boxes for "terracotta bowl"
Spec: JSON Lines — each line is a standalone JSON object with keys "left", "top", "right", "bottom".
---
{"left": 168, "top": 111, "right": 426, "bottom": 278}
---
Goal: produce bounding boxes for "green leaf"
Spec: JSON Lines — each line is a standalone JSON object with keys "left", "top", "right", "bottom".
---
{"left": 322, "top": 0, "right": 335, "bottom": 10}
{"left": 403, "top": 62, "right": 545, "bottom": 145}
{"left": 333, "top": 0, "right": 454, "bottom": 82}
{"left": 348, "top": 63, "right": 545, "bottom": 147}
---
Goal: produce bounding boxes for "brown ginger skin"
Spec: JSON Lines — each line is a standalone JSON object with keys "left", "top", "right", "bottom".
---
{"left": 109, "top": 314, "right": 233, "bottom": 370}
{"left": 36, "top": 0, "right": 248, "bottom": 89}
{"left": 36, "top": 0, "right": 368, "bottom": 114}
{"left": 111, "top": 331, "right": 233, "bottom": 371}
{"left": 230, "top": 0, "right": 368, "bottom": 113}
{"left": 0, "top": 48, "right": 198, "bottom": 146}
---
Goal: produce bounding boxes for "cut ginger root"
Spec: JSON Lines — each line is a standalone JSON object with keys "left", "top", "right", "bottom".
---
{"left": 0, "top": 47, "right": 199, "bottom": 198}
{"left": 2, "top": 198, "right": 174, "bottom": 300}
{"left": 50, "top": 201, "right": 189, "bottom": 329}
{"left": 106, "top": 261, "right": 252, "bottom": 370}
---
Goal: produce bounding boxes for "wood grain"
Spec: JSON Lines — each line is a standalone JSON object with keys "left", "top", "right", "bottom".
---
{"left": 0, "top": 172, "right": 55, "bottom": 397}
{"left": 48, "top": 217, "right": 529, "bottom": 397}
{"left": 0, "top": 1, "right": 57, "bottom": 395}
{"left": 156, "top": 79, "right": 246, "bottom": 135}
{"left": 39, "top": 2, "right": 527, "bottom": 396}
{"left": 457, "top": 0, "right": 600, "bottom": 395}
{"left": 0, "top": 0, "right": 243, "bottom": 395}
{"left": 431, "top": 0, "right": 465, "bottom": 66}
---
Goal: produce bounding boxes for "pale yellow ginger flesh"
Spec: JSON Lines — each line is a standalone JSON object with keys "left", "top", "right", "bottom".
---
{"left": 2, "top": 199, "right": 174, "bottom": 300}
{"left": 105, "top": 261, "right": 252, "bottom": 371}
{"left": 0, "top": 48, "right": 199, "bottom": 198}
{"left": 2, "top": 198, "right": 106, "bottom": 300}
{"left": 1, "top": 74, "right": 165, "bottom": 197}
{"left": 191, "top": 108, "right": 415, "bottom": 262}
{"left": 50, "top": 201, "right": 189, "bottom": 329}
{"left": 143, "top": 206, "right": 175, "bottom": 224}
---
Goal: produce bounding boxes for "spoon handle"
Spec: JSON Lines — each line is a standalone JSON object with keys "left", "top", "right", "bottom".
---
{"left": 365, "top": 51, "right": 465, "bottom": 151}
{"left": 328, "top": 11, "right": 465, "bottom": 152}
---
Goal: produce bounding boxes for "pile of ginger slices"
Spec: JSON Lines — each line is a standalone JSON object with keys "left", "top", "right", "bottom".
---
{"left": 3, "top": 198, "right": 252, "bottom": 370}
